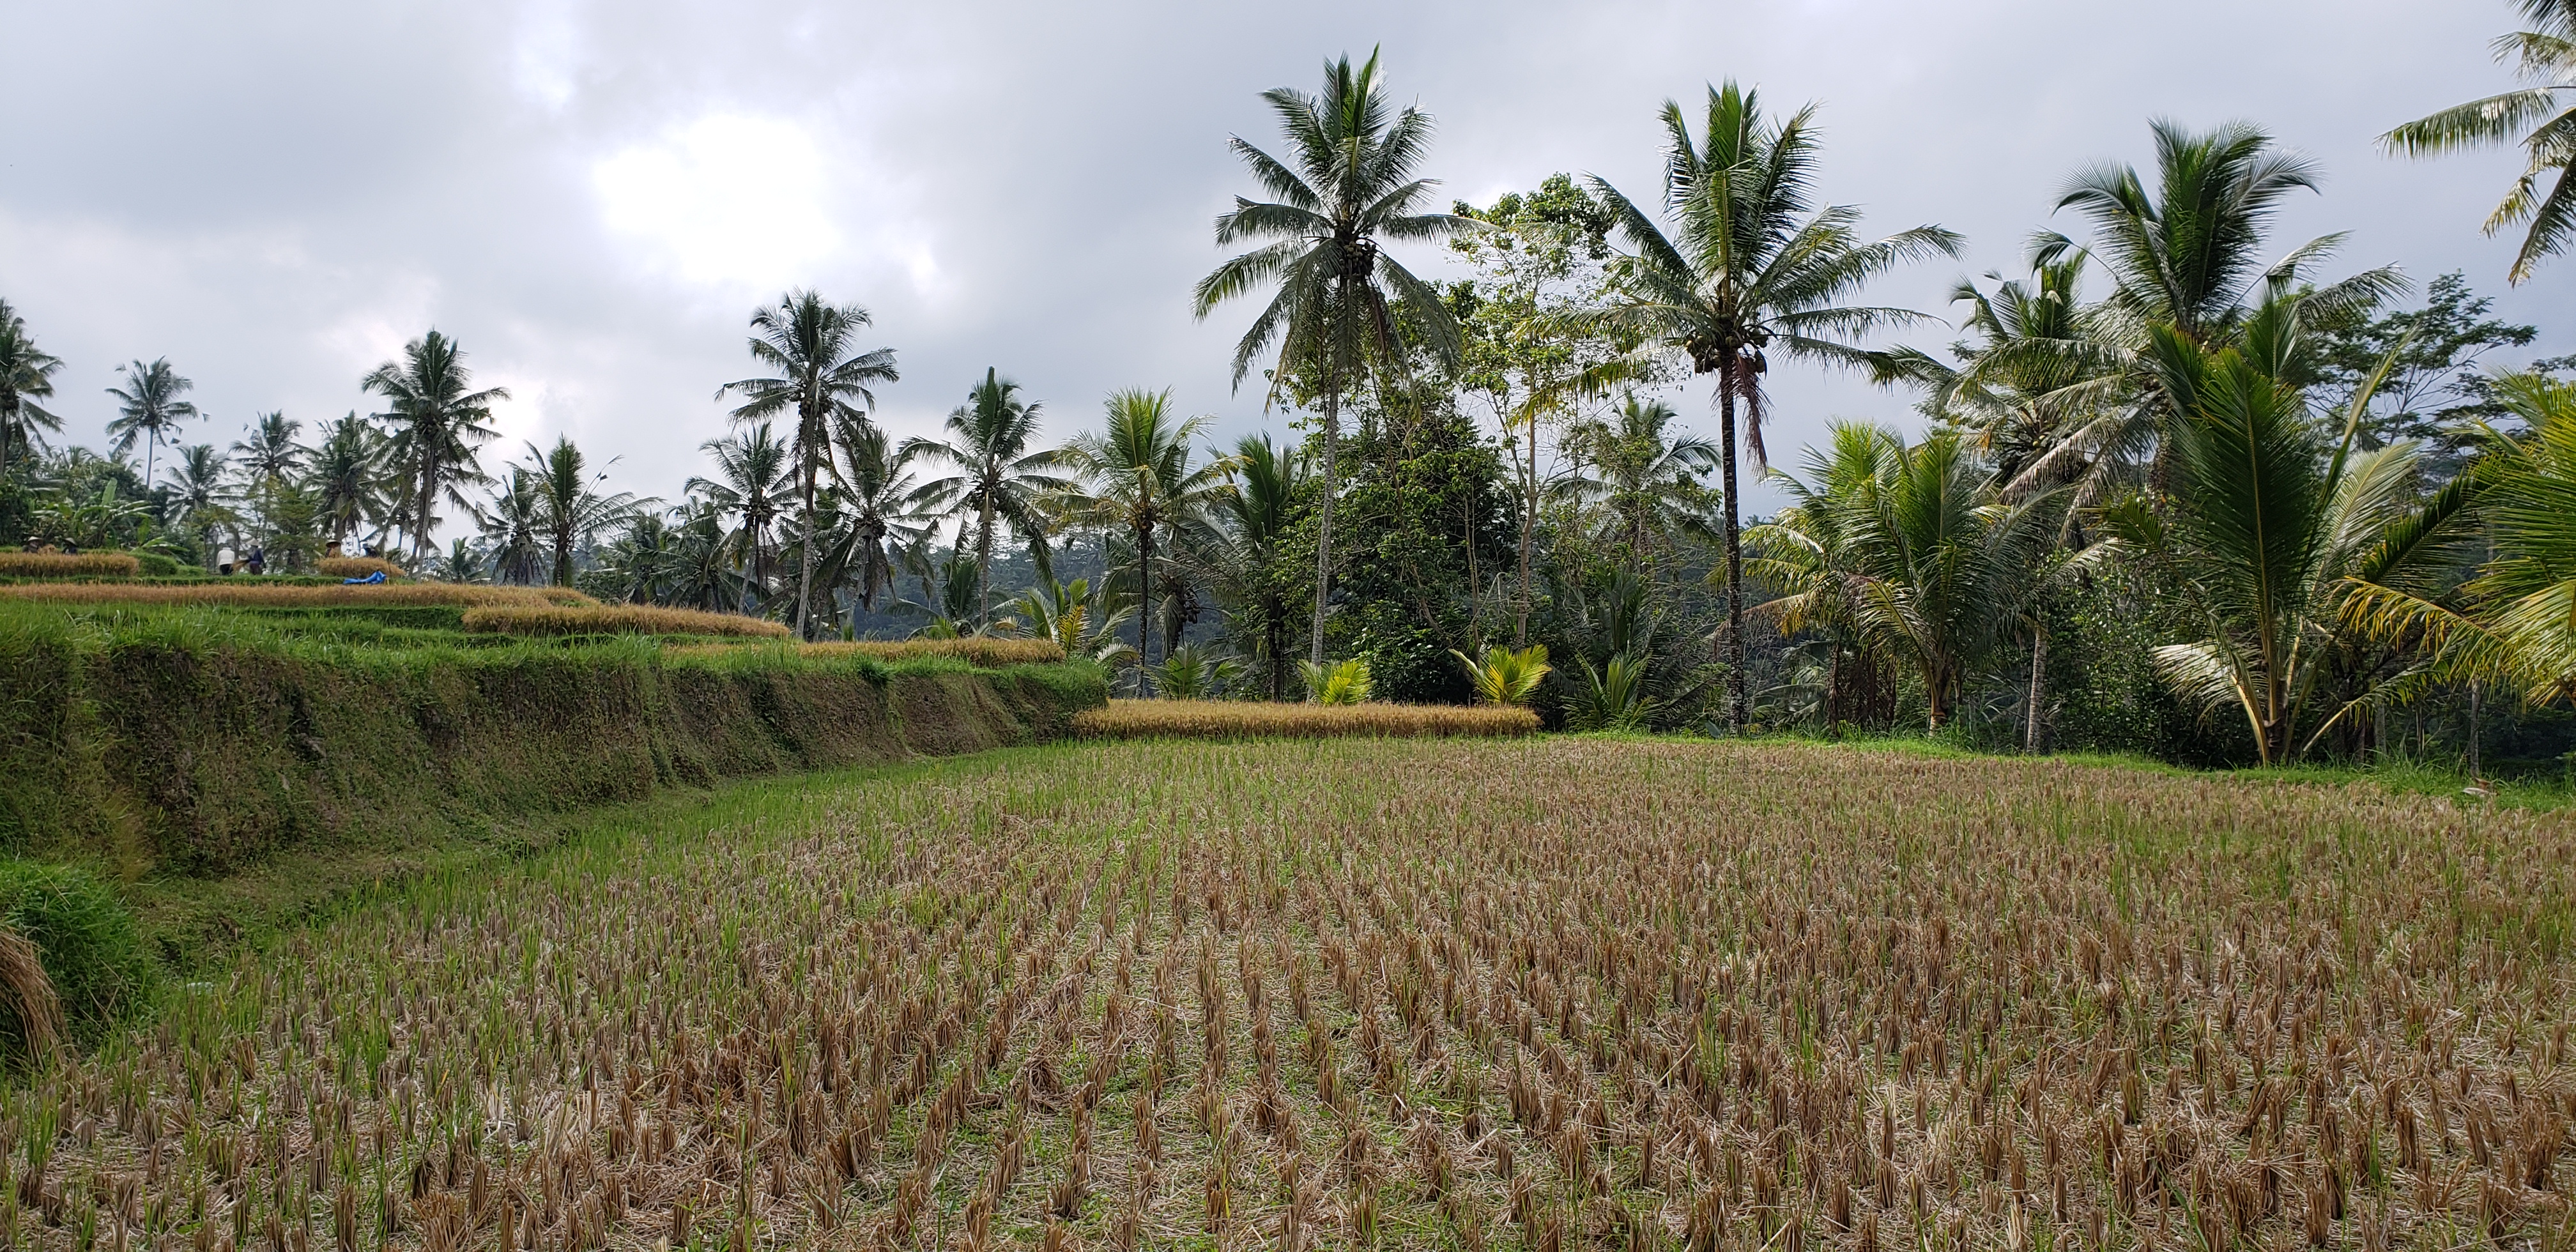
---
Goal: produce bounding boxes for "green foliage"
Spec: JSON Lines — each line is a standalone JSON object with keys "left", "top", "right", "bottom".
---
{"left": 1452, "top": 643, "right": 1551, "bottom": 706}
{"left": 1567, "top": 652, "right": 1660, "bottom": 730}
{"left": 1298, "top": 657, "right": 1372, "bottom": 705}
{"left": 0, "top": 599, "right": 1104, "bottom": 955}
{"left": 0, "top": 860, "right": 151, "bottom": 1050}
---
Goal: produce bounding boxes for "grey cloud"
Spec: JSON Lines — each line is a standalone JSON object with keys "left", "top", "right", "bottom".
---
{"left": 3, "top": 0, "right": 2566, "bottom": 519}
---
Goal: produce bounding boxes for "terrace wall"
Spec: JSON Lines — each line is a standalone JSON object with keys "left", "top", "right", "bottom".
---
{"left": 0, "top": 622, "right": 1105, "bottom": 879}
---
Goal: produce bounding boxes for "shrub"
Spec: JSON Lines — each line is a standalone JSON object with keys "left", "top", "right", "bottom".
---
{"left": 0, "top": 582, "right": 591, "bottom": 608}
{"left": 1298, "top": 657, "right": 1374, "bottom": 705}
{"left": 1453, "top": 643, "right": 1552, "bottom": 706}
{"left": 797, "top": 638, "right": 1069, "bottom": 667}
{"left": 316, "top": 556, "right": 408, "bottom": 581}
{"left": 463, "top": 605, "right": 792, "bottom": 638}
{"left": 1073, "top": 699, "right": 1537, "bottom": 740}
{"left": 133, "top": 553, "right": 185, "bottom": 577}
{"left": 0, "top": 552, "right": 141, "bottom": 580}
{"left": 0, "top": 861, "right": 149, "bottom": 1055}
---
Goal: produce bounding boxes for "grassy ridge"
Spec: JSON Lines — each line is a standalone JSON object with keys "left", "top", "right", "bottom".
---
{"left": 1074, "top": 697, "right": 1540, "bottom": 738}
{"left": 0, "top": 599, "right": 1106, "bottom": 958}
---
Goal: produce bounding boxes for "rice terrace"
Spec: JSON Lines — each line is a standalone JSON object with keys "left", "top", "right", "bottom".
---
{"left": 6, "top": 1, "right": 2576, "bottom": 1250}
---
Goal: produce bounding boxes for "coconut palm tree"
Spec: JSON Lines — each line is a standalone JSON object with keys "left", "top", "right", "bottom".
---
{"left": 0, "top": 300, "right": 64, "bottom": 481}
{"left": 230, "top": 412, "right": 305, "bottom": 487}
{"left": 824, "top": 414, "right": 925, "bottom": 615}
{"left": 479, "top": 468, "right": 549, "bottom": 586}
{"left": 2005, "top": 121, "right": 2402, "bottom": 501}
{"left": 1059, "top": 389, "right": 1228, "bottom": 690}
{"left": 716, "top": 291, "right": 898, "bottom": 639}
{"left": 1008, "top": 576, "right": 1138, "bottom": 665}
{"left": 907, "top": 369, "right": 1069, "bottom": 632}
{"left": 104, "top": 358, "right": 199, "bottom": 489}
{"left": 1747, "top": 424, "right": 1898, "bottom": 737}
{"left": 309, "top": 413, "right": 392, "bottom": 553}
{"left": 1750, "top": 424, "right": 2073, "bottom": 732}
{"left": 2384, "top": 0, "right": 2576, "bottom": 284}
{"left": 2107, "top": 302, "right": 2474, "bottom": 764}
{"left": 167, "top": 443, "right": 236, "bottom": 551}
{"left": 687, "top": 422, "right": 793, "bottom": 611}
{"left": 1555, "top": 395, "right": 1722, "bottom": 576}
{"left": 1585, "top": 82, "right": 1963, "bottom": 731}
{"left": 521, "top": 437, "right": 643, "bottom": 586}
{"left": 1871, "top": 252, "right": 2119, "bottom": 489}
{"left": 363, "top": 332, "right": 507, "bottom": 565}
{"left": 1202, "top": 433, "right": 1309, "bottom": 699}
{"left": 1191, "top": 49, "right": 1468, "bottom": 668}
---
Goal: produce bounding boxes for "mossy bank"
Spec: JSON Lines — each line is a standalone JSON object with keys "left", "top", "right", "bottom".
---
{"left": 0, "top": 601, "right": 1106, "bottom": 959}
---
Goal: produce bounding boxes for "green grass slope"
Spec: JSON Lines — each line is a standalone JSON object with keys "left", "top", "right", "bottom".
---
{"left": 0, "top": 601, "right": 1105, "bottom": 961}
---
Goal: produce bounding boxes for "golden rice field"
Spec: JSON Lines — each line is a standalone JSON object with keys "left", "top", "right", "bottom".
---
{"left": 460, "top": 605, "right": 792, "bottom": 638}
{"left": 0, "top": 582, "right": 592, "bottom": 609}
{"left": 11, "top": 738, "right": 2576, "bottom": 1252}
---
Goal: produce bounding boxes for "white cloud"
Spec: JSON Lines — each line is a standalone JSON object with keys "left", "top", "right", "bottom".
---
{"left": 592, "top": 114, "right": 845, "bottom": 296}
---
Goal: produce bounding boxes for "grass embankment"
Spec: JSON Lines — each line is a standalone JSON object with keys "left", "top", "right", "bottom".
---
{"left": 1076, "top": 696, "right": 1539, "bottom": 738}
{"left": 22, "top": 737, "right": 2572, "bottom": 1248}
{"left": 0, "top": 598, "right": 1105, "bottom": 958}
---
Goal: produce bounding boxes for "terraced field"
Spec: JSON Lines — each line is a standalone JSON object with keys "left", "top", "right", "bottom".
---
{"left": 12, "top": 737, "right": 2574, "bottom": 1251}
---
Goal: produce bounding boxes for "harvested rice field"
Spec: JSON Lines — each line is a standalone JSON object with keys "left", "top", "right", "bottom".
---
{"left": 15, "top": 737, "right": 2576, "bottom": 1252}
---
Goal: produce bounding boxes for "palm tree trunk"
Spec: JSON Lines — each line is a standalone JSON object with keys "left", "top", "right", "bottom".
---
{"left": 1136, "top": 521, "right": 1154, "bottom": 696}
{"left": 976, "top": 496, "right": 995, "bottom": 634}
{"left": 1825, "top": 643, "right": 1841, "bottom": 740}
{"left": 797, "top": 460, "right": 818, "bottom": 641}
{"left": 1716, "top": 358, "right": 1747, "bottom": 732}
{"left": 1516, "top": 408, "right": 1536, "bottom": 648}
{"left": 1267, "top": 595, "right": 1285, "bottom": 701}
{"left": 1312, "top": 373, "right": 1338, "bottom": 671}
{"left": 417, "top": 455, "right": 439, "bottom": 567}
{"left": 2023, "top": 625, "right": 2048, "bottom": 752}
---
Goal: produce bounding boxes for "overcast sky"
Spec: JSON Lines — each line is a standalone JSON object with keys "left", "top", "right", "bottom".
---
{"left": 3, "top": 0, "right": 2567, "bottom": 524}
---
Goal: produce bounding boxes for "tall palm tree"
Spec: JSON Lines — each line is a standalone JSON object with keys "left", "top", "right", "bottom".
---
{"left": 687, "top": 422, "right": 793, "bottom": 611}
{"left": 1555, "top": 395, "right": 1722, "bottom": 576}
{"left": 231, "top": 411, "right": 305, "bottom": 487}
{"left": 907, "top": 369, "right": 1070, "bottom": 632}
{"left": 1586, "top": 82, "right": 1963, "bottom": 730}
{"left": 2108, "top": 303, "right": 2472, "bottom": 764}
{"left": 521, "top": 437, "right": 643, "bottom": 586}
{"left": 1203, "top": 433, "right": 1309, "bottom": 699}
{"left": 363, "top": 332, "right": 507, "bottom": 565}
{"left": 1750, "top": 424, "right": 2073, "bottom": 731}
{"left": 716, "top": 291, "right": 898, "bottom": 639}
{"left": 2384, "top": 0, "right": 2576, "bottom": 284}
{"left": 2007, "top": 122, "right": 2401, "bottom": 500}
{"left": 1871, "top": 252, "right": 2114, "bottom": 487}
{"left": 1192, "top": 49, "right": 1468, "bottom": 668}
{"left": 167, "top": 443, "right": 236, "bottom": 551}
{"left": 104, "top": 358, "right": 199, "bottom": 489}
{"left": 309, "top": 413, "right": 391, "bottom": 553}
{"left": 479, "top": 468, "right": 549, "bottom": 586}
{"left": 825, "top": 414, "right": 925, "bottom": 615}
{"left": 2346, "top": 374, "right": 2576, "bottom": 701}
{"left": 1060, "top": 390, "right": 1228, "bottom": 690}
{"left": 0, "top": 300, "right": 64, "bottom": 481}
